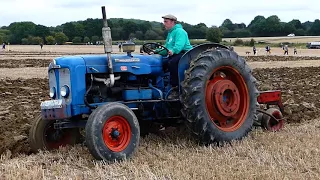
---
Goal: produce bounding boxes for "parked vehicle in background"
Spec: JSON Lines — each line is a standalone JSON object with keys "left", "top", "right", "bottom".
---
{"left": 306, "top": 42, "right": 320, "bottom": 49}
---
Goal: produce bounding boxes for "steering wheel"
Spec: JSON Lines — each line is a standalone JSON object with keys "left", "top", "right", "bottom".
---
{"left": 142, "top": 42, "right": 169, "bottom": 55}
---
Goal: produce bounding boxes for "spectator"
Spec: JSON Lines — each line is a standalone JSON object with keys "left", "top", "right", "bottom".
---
{"left": 284, "top": 45, "right": 288, "bottom": 55}
{"left": 265, "top": 45, "right": 271, "bottom": 54}
{"left": 118, "top": 42, "right": 122, "bottom": 52}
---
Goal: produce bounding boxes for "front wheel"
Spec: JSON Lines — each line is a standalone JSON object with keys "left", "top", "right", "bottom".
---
{"left": 181, "top": 49, "right": 259, "bottom": 145}
{"left": 29, "top": 115, "right": 81, "bottom": 152}
{"left": 85, "top": 102, "right": 140, "bottom": 161}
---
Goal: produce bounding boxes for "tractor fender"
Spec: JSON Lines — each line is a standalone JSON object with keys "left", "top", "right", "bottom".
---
{"left": 178, "top": 43, "right": 230, "bottom": 90}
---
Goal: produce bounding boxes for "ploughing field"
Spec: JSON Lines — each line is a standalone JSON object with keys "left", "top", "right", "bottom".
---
{"left": 1, "top": 45, "right": 320, "bottom": 179}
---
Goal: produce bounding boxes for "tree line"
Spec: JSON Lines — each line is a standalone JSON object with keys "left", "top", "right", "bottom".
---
{"left": 0, "top": 15, "right": 319, "bottom": 45}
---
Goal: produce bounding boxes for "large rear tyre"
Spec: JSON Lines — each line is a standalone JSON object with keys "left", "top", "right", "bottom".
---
{"left": 29, "top": 115, "right": 81, "bottom": 152}
{"left": 85, "top": 102, "right": 140, "bottom": 161}
{"left": 181, "top": 49, "right": 259, "bottom": 145}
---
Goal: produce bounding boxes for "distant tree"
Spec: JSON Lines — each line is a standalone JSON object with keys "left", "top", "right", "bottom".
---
{"left": 34, "top": 25, "right": 50, "bottom": 39}
{"left": 206, "top": 26, "right": 222, "bottom": 43}
{"left": 233, "top": 39, "right": 244, "bottom": 46}
{"left": 249, "top": 38, "right": 255, "bottom": 46}
{"left": 283, "top": 23, "right": 296, "bottom": 35}
{"left": 0, "top": 34, "right": 9, "bottom": 44}
{"left": 91, "top": 36, "right": 99, "bottom": 43}
{"left": 128, "top": 33, "right": 136, "bottom": 40}
{"left": 289, "top": 19, "right": 304, "bottom": 30}
{"left": 248, "top": 15, "right": 266, "bottom": 36}
{"left": 294, "top": 29, "right": 306, "bottom": 36}
{"left": 308, "top": 19, "right": 320, "bottom": 35}
{"left": 83, "top": 18, "right": 103, "bottom": 38}
{"left": 21, "top": 38, "right": 29, "bottom": 45}
{"left": 111, "top": 27, "right": 124, "bottom": 40}
{"left": 248, "top": 15, "right": 266, "bottom": 28}
{"left": 31, "top": 36, "right": 43, "bottom": 44}
{"left": 139, "top": 21, "right": 152, "bottom": 33}
{"left": 152, "top": 28, "right": 164, "bottom": 39}
{"left": 122, "top": 21, "right": 139, "bottom": 39}
{"left": 8, "top": 22, "right": 36, "bottom": 44}
{"left": 134, "top": 31, "right": 144, "bottom": 40}
{"left": 55, "top": 32, "right": 68, "bottom": 44}
{"left": 233, "top": 29, "right": 251, "bottom": 37}
{"left": 221, "top": 19, "right": 234, "bottom": 30}
{"left": 264, "top": 15, "right": 283, "bottom": 36}
{"left": 45, "top": 36, "right": 55, "bottom": 45}
{"left": 144, "top": 30, "right": 159, "bottom": 40}
{"left": 83, "top": 36, "right": 90, "bottom": 43}
{"left": 72, "top": 36, "right": 82, "bottom": 44}
{"left": 302, "top": 21, "right": 313, "bottom": 31}
{"left": 62, "top": 22, "right": 75, "bottom": 40}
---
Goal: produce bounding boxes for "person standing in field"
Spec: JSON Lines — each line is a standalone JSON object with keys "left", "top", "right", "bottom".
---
{"left": 294, "top": 47, "right": 297, "bottom": 55}
{"left": 284, "top": 45, "right": 288, "bottom": 55}
{"left": 2, "top": 42, "right": 5, "bottom": 49}
{"left": 253, "top": 46, "right": 256, "bottom": 55}
{"left": 40, "top": 43, "right": 43, "bottom": 50}
{"left": 118, "top": 42, "right": 122, "bottom": 52}
{"left": 265, "top": 45, "right": 271, "bottom": 54}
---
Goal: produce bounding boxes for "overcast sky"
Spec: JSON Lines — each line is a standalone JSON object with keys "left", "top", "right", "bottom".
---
{"left": 0, "top": 0, "right": 319, "bottom": 27}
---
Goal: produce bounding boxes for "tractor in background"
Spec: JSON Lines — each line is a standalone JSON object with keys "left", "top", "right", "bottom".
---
{"left": 29, "top": 6, "right": 284, "bottom": 162}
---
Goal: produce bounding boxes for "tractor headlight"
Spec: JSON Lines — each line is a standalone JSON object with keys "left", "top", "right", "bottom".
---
{"left": 49, "top": 87, "right": 56, "bottom": 98}
{"left": 60, "top": 85, "right": 70, "bottom": 97}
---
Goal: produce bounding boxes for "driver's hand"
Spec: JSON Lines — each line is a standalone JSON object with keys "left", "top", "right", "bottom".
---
{"left": 149, "top": 51, "right": 154, "bottom": 55}
{"left": 168, "top": 50, "right": 173, "bottom": 56}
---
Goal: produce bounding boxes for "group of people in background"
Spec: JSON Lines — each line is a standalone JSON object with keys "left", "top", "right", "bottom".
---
{"left": 282, "top": 45, "right": 298, "bottom": 55}
{"left": 252, "top": 45, "right": 298, "bottom": 55}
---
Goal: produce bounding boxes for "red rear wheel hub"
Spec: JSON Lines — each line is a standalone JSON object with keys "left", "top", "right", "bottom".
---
{"left": 212, "top": 80, "right": 240, "bottom": 117}
{"left": 206, "top": 67, "right": 249, "bottom": 132}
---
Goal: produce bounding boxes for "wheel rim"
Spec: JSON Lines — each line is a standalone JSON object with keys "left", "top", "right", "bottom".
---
{"left": 206, "top": 66, "right": 249, "bottom": 132}
{"left": 103, "top": 116, "right": 131, "bottom": 152}
{"left": 267, "top": 110, "right": 284, "bottom": 131}
{"left": 44, "top": 121, "right": 74, "bottom": 149}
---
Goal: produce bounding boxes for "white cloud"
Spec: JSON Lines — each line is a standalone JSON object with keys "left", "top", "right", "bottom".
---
{"left": 0, "top": 0, "right": 319, "bottom": 27}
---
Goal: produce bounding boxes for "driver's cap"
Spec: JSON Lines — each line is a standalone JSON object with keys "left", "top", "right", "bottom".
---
{"left": 162, "top": 14, "right": 177, "bottom": 21}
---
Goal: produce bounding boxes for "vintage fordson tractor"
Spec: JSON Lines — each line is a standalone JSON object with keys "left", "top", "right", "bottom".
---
{"left": 29, "top": 6, "right": 284, "bottom": 161}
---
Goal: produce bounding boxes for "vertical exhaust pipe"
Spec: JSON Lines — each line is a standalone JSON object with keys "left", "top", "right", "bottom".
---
{"left": 101, "top": 6, "right": 115, "bottom": 86}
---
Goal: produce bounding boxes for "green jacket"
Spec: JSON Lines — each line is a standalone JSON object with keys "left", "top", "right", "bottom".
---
{"left": 158, "top": 24, "right": 193, "bottom": 56}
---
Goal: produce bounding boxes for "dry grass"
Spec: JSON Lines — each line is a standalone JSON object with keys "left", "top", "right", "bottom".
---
{"left": 1, "top": 120, "right": 320, "bottom": 179}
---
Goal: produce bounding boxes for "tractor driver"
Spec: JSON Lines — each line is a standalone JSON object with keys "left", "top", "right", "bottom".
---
{"left": 151, "top": 14, "right": 193, "bottom": 99}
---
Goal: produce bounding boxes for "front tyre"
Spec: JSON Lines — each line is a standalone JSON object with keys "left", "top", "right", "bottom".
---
{"left": 29, "top": 115, "right": 81, "bottom": 152}
{"left": 85, "top": 102, "right": 140, "bottom": 161}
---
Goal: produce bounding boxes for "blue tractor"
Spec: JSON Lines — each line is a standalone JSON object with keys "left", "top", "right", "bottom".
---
{"left": 29, "top": 6, "right": 284, "bottom": 161}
